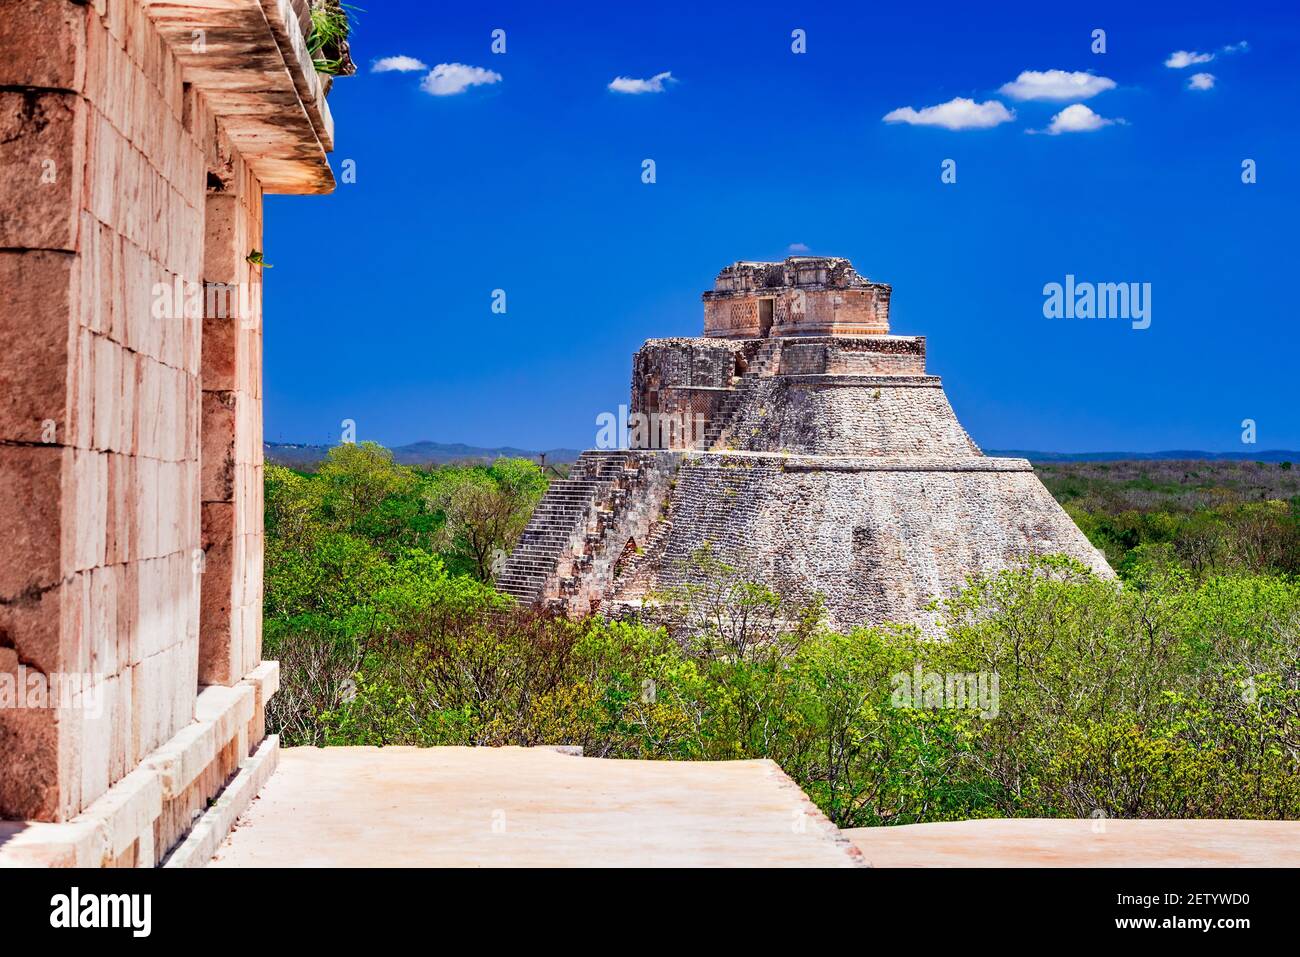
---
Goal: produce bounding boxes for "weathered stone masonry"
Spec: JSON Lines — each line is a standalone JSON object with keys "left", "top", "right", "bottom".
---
{"left": 0, "top": 0, "right": 334, "bottom": 866}
{"left": 502, "top": 257, "right": 1112, "bottom": 630}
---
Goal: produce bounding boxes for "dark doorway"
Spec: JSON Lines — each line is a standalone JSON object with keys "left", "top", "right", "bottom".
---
{"left": 758, "top": 298, "right": 774, "bottom": 337}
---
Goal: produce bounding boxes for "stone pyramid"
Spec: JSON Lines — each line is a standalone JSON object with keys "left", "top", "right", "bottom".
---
{"left": 496, "top": 257, "right": 1112, "bottom": 630}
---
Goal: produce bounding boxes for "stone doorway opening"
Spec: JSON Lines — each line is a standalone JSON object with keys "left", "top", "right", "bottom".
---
{"left": 758, "top": 298, "right": 775, "bottom": 337}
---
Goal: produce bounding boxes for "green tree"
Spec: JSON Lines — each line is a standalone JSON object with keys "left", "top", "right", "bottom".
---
{"left": 425, "top": 458, "right": 545, "bottom": 581}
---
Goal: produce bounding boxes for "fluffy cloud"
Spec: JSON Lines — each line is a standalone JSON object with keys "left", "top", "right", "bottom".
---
{"left": 882, "top": 97, "right": 1015, "bottom": 130}
{"left": 372, "top": 55, "right": 428, "bottom": 73}
{"left": 1187, "top": 72, "right": 1216, "bottom": 91}
{"left": 1165, "top": 42, "right": 1248, "bottom": 68}
{"left": 787, "top": 243, "right": 812, "bottom": 254}
{"left": 1043, "top": 103, "right": 1121, "bottom": 134}
{"left": 608, "top": 71, "right": 675, "bottom": 94}
{"left": 1165, "top": 50, "right": 1215, "bottom": 68}
{"left": 999, "top": 70, "right": 1116, "bottom": 101}
{"left": 420, "top": 63, "right": 503, "bottom": 96}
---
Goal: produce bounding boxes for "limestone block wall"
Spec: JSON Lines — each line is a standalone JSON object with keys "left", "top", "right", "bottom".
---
{"left": 200, "top": 166, "right": 265, "bottom": 688}
{"left": 0, "top": 0, "right": 207, "bottom": 821}
{"left": 778, "top": 337, "right": 927, "bottom": 376}
{"left": 631, "top": 338, "right": 747, "bottom": 447}
{"left": 645, "top": 388, "right": 721, "bottom": 449}
{"left": 0, "top": 0, "right": 269, "bottom": 836}
{"left": 703, "top": 286, "right": 892, "bottom": 338}
{"left": 637, "top": 336, "right": 928, "bottom": 387}
{"left": 629, "top": 454, "right": 1112, "bottom": 631}
{"left": 772, "top": 287, "right": 890, "bottom": 337}
{"left": 631, "top": 337, "right": 744, "bottom": 414}
{"left": 717, "top": 378, "right": 983, "bottom": 458}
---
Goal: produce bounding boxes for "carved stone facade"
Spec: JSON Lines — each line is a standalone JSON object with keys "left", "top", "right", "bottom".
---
{"left": 702, "top": 257, "right": 892, "bottom": 339}
{"left": 500, "top": 257, "right": 1111, "bottom": 629}
{"left": 0, "top": 0, "right": 333, "bottom": 866}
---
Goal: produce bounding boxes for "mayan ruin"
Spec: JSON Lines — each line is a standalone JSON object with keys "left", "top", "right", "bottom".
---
{"left": 1, "top": 0, "right": 1295, "bottom": 910}
{"left": 498, "top": 256, "right": 1112, "bottom": 628}
{"left": 0, "top": 0, "right": 335, "bottom": 866}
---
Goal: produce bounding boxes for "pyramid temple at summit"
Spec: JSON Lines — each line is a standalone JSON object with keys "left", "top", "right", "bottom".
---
{"left": 497, "top": 257, "right": 1112, "bottom": 630}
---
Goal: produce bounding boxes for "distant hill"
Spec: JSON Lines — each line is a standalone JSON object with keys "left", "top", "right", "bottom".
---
{"left": 268, "top": 441, "right": 1299, "bottom": 469}
{"left": 990, "top": 449, "right": 1299, "bottom": 463}
{"left": 265, "top": 440, "right": 582, "bottom": 468}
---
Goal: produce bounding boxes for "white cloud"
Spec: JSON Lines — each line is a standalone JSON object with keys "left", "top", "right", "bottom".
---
{"left": 1165, "top": 50, "right": 1214, "bottom": 68}
{"left": 420, "top": 63, "right": 502, "bottom": 96}
{"left": 1166, "top": 42, "right": 1248, "bottom": 68}
{"left": 608, "top": 71, "right": 675, "bottom": 94}
{"left": 1042, "top": 103, "right": 1121, "bottom": 134}
{"left": 999, "top": 70, "right": 1116, "bottom": 101}
{"left": 1187, "top": 72, "right": 1216, "bottom": 91}
{"left": 372, "top": 55, "right": 428, "bottom": 73}
{"left": 787, "top": 243, "right": 811, "bottom": 254}
{"left": 882, "top": 97, "right": 1015, "bottom": 130}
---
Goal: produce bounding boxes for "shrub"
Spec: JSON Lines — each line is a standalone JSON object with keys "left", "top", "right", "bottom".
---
{"left": 264, "top": 447, "right": 1299, "bottom": 826}
{"left": 267, "top": 559, "right": 1300, "bottom": 825}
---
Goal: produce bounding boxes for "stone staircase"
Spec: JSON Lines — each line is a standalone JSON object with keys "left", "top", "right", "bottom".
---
{"left": 494, "top": 450, "right": 646, "bottom": 608}
{"left": 700, "top": 338, "right": 782, "bottom": 450}
{"left": 497, "top": 339, "right": 784, "bottom": 613}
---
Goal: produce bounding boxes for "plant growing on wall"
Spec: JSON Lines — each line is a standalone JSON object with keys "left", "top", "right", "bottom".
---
{"left": 308, "top": 0, "right": 359, "bottom": 78}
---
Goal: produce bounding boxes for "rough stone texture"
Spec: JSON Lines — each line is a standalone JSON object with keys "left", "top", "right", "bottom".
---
{"left": 2, "top": 0, "right": 209, "bottom": 822}
{"left": 199, "top": 180, "right": 265, "bottom": 688}
{"left": 619, "top": 452, "right": 1109, "bottom": 629}
{"left": 0, "top": 667, "right": 278, "bottom": 867}
{"left": 0, "top": 0, "right": 88, "bottom": 93}
{"left": 495, "top": 451, "right": 677, "bottom": 614}
{"left": 717, "top": 376, "right": 981, "bottom": 457}
{"left": 0, "top": 253, "right": 77, "bottom": 446}
{"left": 0, "top": 0, "right": 320, "bottom": 864}
{"left": 0, "top": 92, "right": 86, "bottom": 251}
{"left": 703, "top": 257, "right": 892, "bottom": 339}
{"left": 207, "top": 747, "right": 864, "bottom": 868}
{"left": 507, "top": 257, "right": 1111, "bottom": 630}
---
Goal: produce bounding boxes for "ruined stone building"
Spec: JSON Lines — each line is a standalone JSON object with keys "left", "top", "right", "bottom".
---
{"left": 1, "top": 0, "right": 335, "bottom": 865}
{"left": 497, "top": 257, "right": 1111, "bottom": 628}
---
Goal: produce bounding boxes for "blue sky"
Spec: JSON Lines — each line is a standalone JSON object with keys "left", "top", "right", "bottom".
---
{"left": 263, "top": 0, "right": 1299, "bottom": 452}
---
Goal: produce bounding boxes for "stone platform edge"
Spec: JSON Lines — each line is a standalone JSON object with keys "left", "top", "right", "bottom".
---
{"left": 675, "top": 450, "right": 1035, "bottom": 473}
{"left": 781, "top": 374, "right": 943, "bottom": 388}
{"left": 163, "top": 734, "right": 279, "bottom": 868}
{"left": 760, "top": 759, "right": 867, "bottom": 867}
{"left": 0, "top": 661, "right": 280, "bottom": 868}
{"left": 782, "top": 455, "right": 1034, "bottom": 473}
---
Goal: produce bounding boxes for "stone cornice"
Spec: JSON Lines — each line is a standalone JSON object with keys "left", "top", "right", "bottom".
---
{"left": 140, "top": 0, "right": 335, "bottom": 194}
{"left": 781, "top": 374, "right": 944, "bottom": 388}
{"left": 675, "top": 449, "right": 1037, "bottom": 471}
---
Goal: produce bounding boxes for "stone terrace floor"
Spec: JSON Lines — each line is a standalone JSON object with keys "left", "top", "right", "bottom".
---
{"left": 206, "top": 747, "right": 1300, "bottom": 868}
{"left": 208, "top": 746, "right": 864, "bottom": 867}
{"left": 847, "top": 818, "right": 1300, "bottom": 867}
